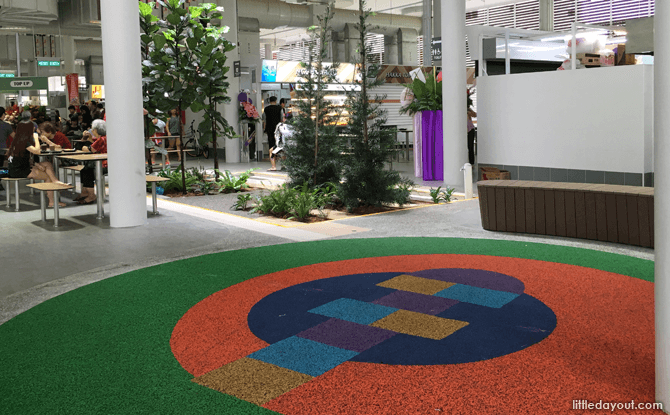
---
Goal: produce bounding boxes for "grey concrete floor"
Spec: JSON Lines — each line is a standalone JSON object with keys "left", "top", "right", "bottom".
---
{"left": 0, "top": 156, "right": 652, "bottom": 325}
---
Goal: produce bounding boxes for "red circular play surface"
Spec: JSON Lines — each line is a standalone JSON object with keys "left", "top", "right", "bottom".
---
{"left": 170, "top": 255, "right": 658, "bottom": 414}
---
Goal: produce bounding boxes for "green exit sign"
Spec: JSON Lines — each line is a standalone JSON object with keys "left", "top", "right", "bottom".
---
{"left": 0, "top": 73, "right": 15, "bottom": 78}
{"left": 38, "top": 61, "right": 61, "bottom": 67}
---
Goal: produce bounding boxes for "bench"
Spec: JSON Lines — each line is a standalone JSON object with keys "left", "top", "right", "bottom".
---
{"left": 477, "top": 180, "right": 654, "bottom": 248}
{"left": 2, "top": 177, "right": 37, "bottom": 211}
{"left": 26, "top": 182, "right": 74, "bottom": 227}
{"left": 146, "top": 175, "right": 170, "bottom": 215}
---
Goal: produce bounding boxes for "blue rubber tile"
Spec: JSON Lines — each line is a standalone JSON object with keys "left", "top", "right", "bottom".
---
{"left": 248, "top": 336, "right": 358, "bottom": 377}
{"left": 434, "top": 284, "right": 519, "bottom": 309}
{"left": 308, "top": 298, "right": 398, "bottom": 325}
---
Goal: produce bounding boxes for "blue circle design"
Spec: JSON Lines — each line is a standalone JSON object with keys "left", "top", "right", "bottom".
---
{"left": 247, "top": 269, "right": 557, "bottom": 365}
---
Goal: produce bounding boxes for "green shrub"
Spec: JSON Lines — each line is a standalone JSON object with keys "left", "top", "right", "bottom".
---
{"left": 191, "top": 180, "right": 216, "bottom": 195}
{"left": 429, "top": 186, "right": 443, "bottom": 204}
{"left": 441, "top": 187, "right": 456, "bottom": 202}
{"left": 215, "top": 168, "right": 257, "bottom": 193}
{"left": 156, "top": 168, "right": 199, "bottom": 192}
{"left": 231, "top": 193, "right": 253, "bottom": 211}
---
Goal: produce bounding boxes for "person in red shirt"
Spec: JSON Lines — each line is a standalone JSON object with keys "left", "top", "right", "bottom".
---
{"left": 77, "top": 119, "right": 107, "bottom": 204}
{"left": 38, "top": 122, "right": 72, "bottom": 149}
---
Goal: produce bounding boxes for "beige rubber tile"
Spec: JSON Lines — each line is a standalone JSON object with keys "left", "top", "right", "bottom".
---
{"left": 371, "top": 310, "right": 469, "bottom": 340}
{"left": 192, "top": 357, "right": 313, "bottom": 406}
{"left": 377, "top": 274, "right": 454, "bottom": 295}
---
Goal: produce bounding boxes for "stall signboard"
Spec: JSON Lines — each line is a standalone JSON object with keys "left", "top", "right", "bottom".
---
{"left": 376, "top": 66, "right": 435, "bottom": 84}
{"left": 66, "top": 74, "right": 80, "bottom": 106}
{"left": 0, "top": 73, "right": 15, "bottom": 78}
{"left": 0, "top": 77, "right": 48, "bottom": 91}
{"left": 431, "top": 37, "right": 442, "bottom": 62}
{"left": 262, "top": 60, "right": 357, "bottom": 84}
{"left": 91, "top": 85, "right": 105, "bottom": 99}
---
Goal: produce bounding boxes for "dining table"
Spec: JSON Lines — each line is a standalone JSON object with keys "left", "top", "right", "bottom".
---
{"left": 38, "top": 149, "right": 84, "bottom": 181}
{"left": 56, "top": 152, "right": 108, "bottom": 219}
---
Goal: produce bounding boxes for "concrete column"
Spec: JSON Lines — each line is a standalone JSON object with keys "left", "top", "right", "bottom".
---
{"left": 655, "top": 2, "right": 670, "bottom": 411}
{"left": 344, "top": 24, "right": 360, "bottom": 64}
{"left": 332, "top": 32, "right": 346, "bottom": 63}
{"left": 219, "top": 0, "right": 241, "bottom": 163}
{"left": 100, "top": 0, "right": 147, "bottom": 228}
{"left": 423, "top": 0, "right": 432, "bottom": 67}
{"left": 441, "top": 0, "right": 467, "bottom": 187}
{"left": 398, "top": 28, "right": 418, "bottom": 65}
{"left": 432, "top": 0, "right": 441, "bottom": 66}
{"left": 539, "top": 0, "right": 554, "bottom": 32}
{"left": 384, "top": 34, "right": 399, "bottom": 65}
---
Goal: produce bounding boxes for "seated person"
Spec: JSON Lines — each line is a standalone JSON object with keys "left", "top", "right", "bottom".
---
{"left": 77, "top": 119, "right": 108, "bottom": 205}
{"left": 6, "top": 111, "right": 66, "bottom": 207}
{"left": 39, "top": 122, "right": 72, "bottom": 150}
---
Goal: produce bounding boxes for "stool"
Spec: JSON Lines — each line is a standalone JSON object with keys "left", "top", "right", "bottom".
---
{"left": 62, "top": 165, "right": 85, "bottom": 189}
{"left": 1, "top": 177, "right": 35, "bottom": 211}
{"left": 146, "top": 175, "right": 169, "bottom": 215}
{"left": 26, "top": 182, "right": 74, "bottom": 227}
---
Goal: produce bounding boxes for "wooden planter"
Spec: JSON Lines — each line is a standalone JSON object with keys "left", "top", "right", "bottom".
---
{"left": 477, "top": 180, "right": 654, "bottom": 248}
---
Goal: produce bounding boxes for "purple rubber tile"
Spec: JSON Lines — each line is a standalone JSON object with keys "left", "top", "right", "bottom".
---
{"left": 411, "top": 268, "right": 525, "bottom": 294}
{"left": 296, "top": 318, "right": 397, "bottom": 353}
{"left": 372, "top": 291, "right": 458, "bottom": 315}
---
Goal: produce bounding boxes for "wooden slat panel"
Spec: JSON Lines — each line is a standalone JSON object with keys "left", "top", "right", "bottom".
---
{"left": 605, "top": 193, "right": 618, "bottom": 243}
{"left": 535, "top": 189, "right": 546, "bottom": 235}
{"left": 525, "top": 187, "right": 536, "bottom": 234}
{"left": 495, "top": 187, "right": 507, "bottom": 232}
{"left": 555, "top": 190, "right": 566, "bottom": 237}
{"left": 627, "top": 195, "right": 640, "bottom": 246}
{"left": 584, "top": 192, "right": 598, "bottom": 240}
{"left": 616, "top": 194, "right": 629, "bottom": 244}
{"left": 649, "top": 196, "right": 655, "bottom": 249}
{"left": 564, "top": 191, "right": 577, "bottom": 238}
{"left": 478, "top": 185, "right": 490, "bottom": 230}
{"left": 638, "top": 196, "right": 651, "bottom": 248}
{"left": 575, "top": 191, "right": 587, "bottom": 239}
{"left": 595, "top": 193, "right": 608, "bottom": 242}
{"left": 487, "top": 187, "right": 497, "bottom": 231}
{"left": 505, "top": 187, "right": 516, "bottom": 231}
{"left": 545, "top": 189, "right": 556, "bottom": 236}
{"left": 515, "top": 188, "right": 526, "bottom": 233}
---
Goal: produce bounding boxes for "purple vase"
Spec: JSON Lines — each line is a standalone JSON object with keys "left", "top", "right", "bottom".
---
{"left": 421, "top": 110, "right": 443, "bottom": 181}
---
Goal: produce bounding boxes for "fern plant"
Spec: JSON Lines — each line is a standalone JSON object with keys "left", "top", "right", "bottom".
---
{"left": 231, "top": 193, "right": 253, "bottom": 211}
{"left": 215, "top": 168, "right": 257, "bottom": 193}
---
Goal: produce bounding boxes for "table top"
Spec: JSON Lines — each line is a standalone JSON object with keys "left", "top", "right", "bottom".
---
{"left": 146, "top": 175, "right": 170, "bottom": 183}
{"left": 58, "top": 153, "right": 108, "bottom": 161}
{"left": 27, "top": 182, "right": 74, "bottom": 191}
{"left": 40, "top": 149, "right": 82, "bottom": 156}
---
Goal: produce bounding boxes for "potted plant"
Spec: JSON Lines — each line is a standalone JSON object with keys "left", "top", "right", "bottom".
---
{"left": 400, "top": 69, "right": 443, "bottom": 181}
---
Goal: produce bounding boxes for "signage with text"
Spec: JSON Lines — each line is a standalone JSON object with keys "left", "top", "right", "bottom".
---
{"left": 431, "top": 37, "right": 442, "bottom": 62}
{"left": 234, "top": 61, "right": 241, "bottom": 78}
{"left": 0, "top": 73, "right": 15, "bottom": 78}
{"left": 0, "top": 77, "right": 48, "bottom": 91}
{"left": 38, "top": 61, "right": 61, "bottom": 67}
{"left": 262, "top": 60, "right": 356, "bottom": 84}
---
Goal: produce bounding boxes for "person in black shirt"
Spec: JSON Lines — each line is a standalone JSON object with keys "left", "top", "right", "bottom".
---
{"left": 262, "top": 96, "right": 282, "bottom": 170}
{"left": 67, "top": 105, "right": 79, "bottom": 132}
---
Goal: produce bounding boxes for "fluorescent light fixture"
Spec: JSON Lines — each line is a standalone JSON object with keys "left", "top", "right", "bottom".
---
{"left": 541, "top": 35, "right": 570, "bottom": 42}
{"left": 606, "top": 37, "right": 627, "bottom": 45}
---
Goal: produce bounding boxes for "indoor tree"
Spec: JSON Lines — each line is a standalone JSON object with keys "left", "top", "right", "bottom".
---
{"left": 283, "top": 5, "right": 344, "bottom": 188}
{"left": 189, "top": 4, "right": 236, "bottom": 179}
{"left": 140, "top": 0, "right": 234, "bottom": 192}
{"left": 338, "top": 0, "right": 411, "bottom": 210}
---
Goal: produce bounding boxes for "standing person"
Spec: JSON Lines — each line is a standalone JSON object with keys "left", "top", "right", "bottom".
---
{"left": 150, "top": 116, "right": 167, "bottom": 166}
{"left": 279, "top": 98, "right": 287, "bottom": 122}
{"left": 80, "top": 106, "right": 93, "bottom": 132}
{"left": 67, "top": 105, "right": 79, "bottom": 132}
{"left": 96, "top": 103, "right": 105, "bottom": 120}
{"left": 0, "top": 107, "right": 13, "bottom": 168}
{"left": 77, "top": 119, "right": 108, "bottom": 205}
{"left": 166, "top": 109, "right": 182, "bottom": 163}
{"left": 262, "top": 96, "right": 282, "bottom": 170}
{"left": 7, "top": 111, "right": 65, "bottom": 207}
{"left": 467, "top": 91, "right": 477, "bottom": 166}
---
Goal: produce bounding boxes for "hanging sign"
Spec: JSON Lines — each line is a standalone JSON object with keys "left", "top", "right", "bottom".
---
{"left": 234, "top": 61, "right": 241, "bottom": 78}
{"left": 0, "top": 77, "right": 47, "bottom": 91}
{"left": 431, "top": 37, "right": 442, "bottom": 62}
{"left": 66, "top": 73, "right": 80, "bottom": 106}
{"left": 91, "top": 85, "right": 104, "bottom": 99}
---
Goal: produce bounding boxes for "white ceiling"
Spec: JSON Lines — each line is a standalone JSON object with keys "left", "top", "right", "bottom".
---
{"left": 261, "top": 0, "right": 526, "bottom": 46}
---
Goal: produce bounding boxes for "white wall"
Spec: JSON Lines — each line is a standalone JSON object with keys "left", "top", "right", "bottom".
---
{"left": 477, "top": 65, "right": 654, "bottom": 174}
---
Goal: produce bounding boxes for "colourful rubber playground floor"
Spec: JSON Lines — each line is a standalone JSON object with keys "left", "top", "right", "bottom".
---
{"left": 0, "top": 238, "right": 662, "bottom": 414}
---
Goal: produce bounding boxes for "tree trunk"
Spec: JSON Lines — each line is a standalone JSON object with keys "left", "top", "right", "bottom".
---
{"left": 359, "top": 1, "right": 369, "bottom": 145}
{"left": 211, "top": 98, "right": 219, "bottom": 179}
{"left": 179, "top": 101, "right": 186, "bottom": 194}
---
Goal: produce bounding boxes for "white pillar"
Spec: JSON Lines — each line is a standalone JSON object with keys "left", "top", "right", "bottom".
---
{"left": 655, "top": 2, "right": 670, "bottom": 411}
{"left": 100, "top": 0, "right": 147, "bottom": 228}
{"left": 219, "top": 0, "right": 240, "bottom": 163}
{"left": 441, "top": 0, "right": 467, "bottom": 186}
{"left": 62, "top": 36, "right": 76, "bottom": 75}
